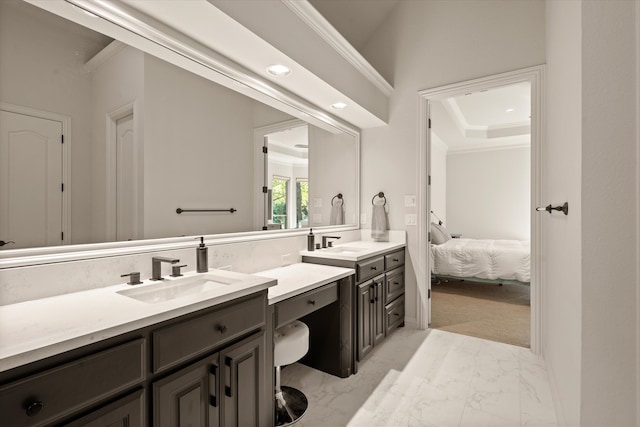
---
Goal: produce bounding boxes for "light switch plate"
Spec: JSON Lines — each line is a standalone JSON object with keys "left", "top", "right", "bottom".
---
{"left": 405, "top": 214, "right": 417, "bottom": 226}
{"left": 281, "top": 254, "right": 292, "bottom": 266}
{"left": 404, "top": 195, "right": 416, "bottom": 207}
{"left": 313, "top": 198, "right": 323, "bottom": 208}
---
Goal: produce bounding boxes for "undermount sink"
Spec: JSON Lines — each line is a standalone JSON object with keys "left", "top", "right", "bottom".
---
{"left": 322, "top": 246, "right": 368, "bottom": 254}
{"left": 117, "top": 274, "right": 240, "bottom": 304}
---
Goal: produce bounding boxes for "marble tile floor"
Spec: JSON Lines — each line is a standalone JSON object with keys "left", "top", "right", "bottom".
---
{"left": 281, "top": 328, "right": 557, "bottom": 427}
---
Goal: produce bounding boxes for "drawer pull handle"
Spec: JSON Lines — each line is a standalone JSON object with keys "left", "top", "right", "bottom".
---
{"left": 209, "top": 364, "right": 218, "bottom": 407}
{"left": 371, "top": 266, "right": 377, "bottom": 270}
{"left": 25, "top": 401, "right": 44, "bottom": 417}
{"left": 394, "top": 313, "right": 401, "bottom": 317}
{"left": 392, "top": 258, "right": 399, "bottom": 262}
{"left": 217, "top": 324, "right": 228, "bottom": 334}
{"left": 309, "top": 299, "right": 316, "bottom": 305}
{"left": 393, "top": 282, "right": 400, "bottom": 286}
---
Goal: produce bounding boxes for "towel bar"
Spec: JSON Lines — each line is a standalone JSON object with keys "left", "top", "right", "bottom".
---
{"left": 176, "top": 208, "right": 237, "bottom": 214}
{"left": 331, "top": 193, "right": 343, "bottom": 205}
{"left": 372, "top": 192, "right": 387, "bottom": 206}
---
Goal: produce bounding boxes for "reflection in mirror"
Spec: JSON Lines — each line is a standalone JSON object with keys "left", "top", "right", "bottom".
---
{"left": 0, "top": 0, "right": 358, "bottom": 251}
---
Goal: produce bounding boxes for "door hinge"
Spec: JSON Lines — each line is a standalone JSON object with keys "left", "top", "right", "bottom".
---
{"left": 428, "top": 175, "right": 431, "bottom": 185}
{"left": 61, "top": 183, "right": 64, "bottom": 192}
{"left": 61, "top": 134, "right": 64, "bottom": 144}
{"left": 262, "top": 146, "right": 268, "bottom": 154}
{"left": 428, "top": 118, "right": 431, "bottom": 129}
{"left": 428, "top": 231, "right": 431, "bottom": 242}
{"left": 262, "top": 186, "right": 267, "bottom": 194}
{"left": 61, "top": 231, "right": 64, "bottom": 241}
{"left": 428, "top": 288, "right": 431, "bottom": 299}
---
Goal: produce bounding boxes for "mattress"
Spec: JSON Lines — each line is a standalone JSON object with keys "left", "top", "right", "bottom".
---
{"left": 431, "top": 238, "right": 530, "bottom": 283}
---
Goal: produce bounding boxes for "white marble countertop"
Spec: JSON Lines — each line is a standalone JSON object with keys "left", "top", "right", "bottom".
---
{"left": 300, "top": 240, "right": 406, "bottom": 262}
{"left": 255, "top": 263, "right": 355, "bottom": 305}
{"left": 0, "top": 269, "right": 276, "bottom": 373}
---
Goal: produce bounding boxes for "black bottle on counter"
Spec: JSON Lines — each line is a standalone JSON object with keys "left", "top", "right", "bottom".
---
{"left": 307, "top": 229, "right": 315, "bottom": 251}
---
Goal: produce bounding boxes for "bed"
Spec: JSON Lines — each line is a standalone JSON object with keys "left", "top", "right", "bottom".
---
{"left": 430, "top": 223, "right": 530, "bottom": 286}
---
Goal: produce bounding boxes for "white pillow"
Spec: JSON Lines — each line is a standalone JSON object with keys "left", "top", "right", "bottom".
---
{"left": 430, "top": 222, "right": 446, "bottom": 244}
{"left": 433, "top": 223, "right": 452, "bottom": 242}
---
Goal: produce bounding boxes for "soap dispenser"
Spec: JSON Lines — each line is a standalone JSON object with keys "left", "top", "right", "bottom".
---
{"left": 196, "top": 237, "right": 208, "bottom": 273}
{"left": 307, "top": 228, "right": 315, "bottom": 251}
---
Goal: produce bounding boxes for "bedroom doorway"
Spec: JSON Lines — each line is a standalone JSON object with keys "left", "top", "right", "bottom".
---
{"left": 417, "top": 66, "right": 544, "bottom": 353}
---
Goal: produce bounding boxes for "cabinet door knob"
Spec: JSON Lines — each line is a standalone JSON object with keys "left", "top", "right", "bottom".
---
{"left": 217, "top": 324, "right": 228, "bottom": 334}
{"left": 25, "top": 401, "right": 44, "bottom": 417}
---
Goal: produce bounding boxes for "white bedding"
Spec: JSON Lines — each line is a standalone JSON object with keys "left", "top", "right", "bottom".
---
{"left": 431, "top": 238, "right": 530, "bottom": 283}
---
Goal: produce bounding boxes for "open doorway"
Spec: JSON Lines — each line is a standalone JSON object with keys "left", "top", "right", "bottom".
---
{"left": 429, "top": 82, "right": 531, "bottom": 347}
{"left": 417, "top": 66, "right": 544, "bottom": 352}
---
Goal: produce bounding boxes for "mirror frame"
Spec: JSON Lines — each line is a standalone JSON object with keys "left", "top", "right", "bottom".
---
{"left": 0, "top": 0, "right": 360, "bottom": 268}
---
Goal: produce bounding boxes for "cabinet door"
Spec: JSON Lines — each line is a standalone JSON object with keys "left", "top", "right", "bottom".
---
{"left": 220, "top": 332, "right": 266, "bottom": 427}
{"left": 357, "top": 281, "right": 373, "bottom": 360}
{"left": 372, "top": 278, "right": 386, "bottom": 346}
{"left": 153, "top": 354, "right": 220, "bottom": 427}
{"left": 64, "top": 389, "right": 145, "bottom": 427}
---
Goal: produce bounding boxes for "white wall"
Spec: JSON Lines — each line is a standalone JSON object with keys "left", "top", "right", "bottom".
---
{"left": 446, "top": 147, "right": 530, "bottom": 240}
{"left": 90, "top": 45, "right": 145, "bottom": 243}
{"left": 143, "top": 54, "right": 256, "bottom": 239}
{"left": 579, "top": 1, "right": 638, "bottom": 425}
{"left": 308, "top": 126, "right": 358, "bottom": 226}
{"left": 0, "top": 0, "right": 98, "bottom": 245}
{"left": 359, "top": 0, "right": 545, "bottom": 324}
{"left": 430, "top": 133, "right": 447, "bottom": 226}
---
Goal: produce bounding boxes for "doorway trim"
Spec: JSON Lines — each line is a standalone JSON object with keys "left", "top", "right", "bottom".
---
{"left": 0, "top": 102, "right": 72, "bottom": 245}
{"left": 416, "top": 65, "right": 545, "bottom": 353}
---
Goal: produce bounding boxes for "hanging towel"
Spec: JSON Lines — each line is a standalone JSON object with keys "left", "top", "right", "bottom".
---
{"left": 330, "top": 198, "right": 344, "bottom": 225}
{"left": 371, "top": 199, "right": 389, "bottom": 242}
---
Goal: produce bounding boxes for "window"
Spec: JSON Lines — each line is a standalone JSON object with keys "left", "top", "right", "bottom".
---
{"left": 296, "top": 178, "right": 309, "bottom": 228}
{"left": 272, "top": 176, "right": 289, "bottom": 229}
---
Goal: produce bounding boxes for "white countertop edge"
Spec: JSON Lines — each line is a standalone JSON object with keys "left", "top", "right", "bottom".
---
{"left": 0, "top": 277, "right": 275, "bottom": 373}
{"left": 265, "top": 268, "right": 354, "bottom": 305}
{"left": 300, "top": 241, "right": 406, "bottom": 261}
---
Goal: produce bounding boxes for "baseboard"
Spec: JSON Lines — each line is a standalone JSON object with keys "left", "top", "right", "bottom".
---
{"left": 403, "top": 317, "right": 419, "bottom": 329}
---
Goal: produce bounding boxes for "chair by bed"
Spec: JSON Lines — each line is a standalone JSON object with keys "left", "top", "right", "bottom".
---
{"left": 430, "top": 222, "right": 530, "bottom": 286}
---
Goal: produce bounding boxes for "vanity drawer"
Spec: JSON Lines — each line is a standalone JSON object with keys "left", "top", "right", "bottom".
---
{"left": 152, "top": 294, "right": 265, "bottom": 373}
{"left": 275, "top": 282, "right": 338, "bottom": 328}
{"left": 357, "top": 256, "right": 385, "bottom": 282}
{"left": 385, "top": 295, "right": 405, "bottom": 335}
{"left": 0, "top": 339, "right": 145, "bottom": 427}
{"left": 385, "top": 267, "right": 405, "bottom": 304}
{"left": 385, "top": 250, "right": 405, "bottom": 270}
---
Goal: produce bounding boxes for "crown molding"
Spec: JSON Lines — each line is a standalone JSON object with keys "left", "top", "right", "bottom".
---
{"left": 282, "top": 0, "right": 393, "bottom": 96}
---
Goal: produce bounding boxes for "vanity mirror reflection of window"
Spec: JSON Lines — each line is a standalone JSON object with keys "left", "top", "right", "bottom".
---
{"left": 0, "top": 0, "right": 358, "bottom": 252}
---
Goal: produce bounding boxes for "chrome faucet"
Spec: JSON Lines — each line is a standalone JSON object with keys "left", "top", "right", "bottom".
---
{"left": 151, "top": 256, "right": 180, "bottom": 280}
{"left": 322, "top": 236, "right": 341, "bottom": 248}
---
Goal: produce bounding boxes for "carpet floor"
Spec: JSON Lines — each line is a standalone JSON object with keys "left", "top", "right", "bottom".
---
{"left": 430, "top": 278, "right": 531, "bottom": 348}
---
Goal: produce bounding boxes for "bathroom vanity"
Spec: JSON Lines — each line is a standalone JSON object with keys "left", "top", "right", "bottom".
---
{"left": 0, "top": 271, "right": 276, "bottom": 427}
{"left": 300, "top": 241, "right": 406, "bottom": 361}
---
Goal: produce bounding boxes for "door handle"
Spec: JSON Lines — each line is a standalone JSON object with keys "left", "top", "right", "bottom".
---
{"left": 209, "top": 363, "right": 218, "bottom": 407}
{"left": 224, "top": 356, "right": 232, "bottom": 397}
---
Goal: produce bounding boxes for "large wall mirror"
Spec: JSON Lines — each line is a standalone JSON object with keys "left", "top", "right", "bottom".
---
{"left": 0, "top": 0, "right": 359, "bottom": 259}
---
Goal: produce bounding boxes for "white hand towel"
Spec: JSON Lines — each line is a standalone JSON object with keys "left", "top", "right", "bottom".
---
{"left": 330, "top": 198, "right": 344, "bottom": 225}
{"left": 371, "top": 199, "right": 389, "bottom": 242}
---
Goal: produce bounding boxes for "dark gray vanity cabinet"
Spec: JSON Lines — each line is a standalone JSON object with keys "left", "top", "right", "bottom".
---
{"left": 153, "top": 330, "right": 265, "bottom": 427}
{"left": 0, "top": 291, "right": 270, "bottom": 427}
{"left": 303, "top": 247, "right": 406, "bottom": 362}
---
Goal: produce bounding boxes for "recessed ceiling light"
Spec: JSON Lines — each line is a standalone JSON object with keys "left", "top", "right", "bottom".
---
{"left": 331, "top": 102, "right": 348, "bottom": 110}
{"left": 505, "top": 108, "right": 515, "bottom": 113}
{"left": 266, "top": 64, "right": 291, "bottom": 77}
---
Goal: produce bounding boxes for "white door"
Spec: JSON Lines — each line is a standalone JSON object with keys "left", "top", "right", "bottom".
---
{"left": 115, "top": 113, "right": 136, "bottom": 241}
{"left": 0, "top": 110, "right": 63, "bottom": 249}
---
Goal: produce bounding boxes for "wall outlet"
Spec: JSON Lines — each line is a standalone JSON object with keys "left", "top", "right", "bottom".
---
{"left": 218, "top": 265, "right": 232, "bottom": 271}
{"left": 313, "top": 198, "right": 323, "bottom": 208}
{"left": 405, "top": 214, "right": 417, "bottom": 226}
{"left": 360, "top": 213, "right": 367, "bottom": 224}
{"left": 281, "top": 254, "right": 292, "bottom": 266}
{"left": 404, "top": 195, "right": 416, "bottom": 207}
